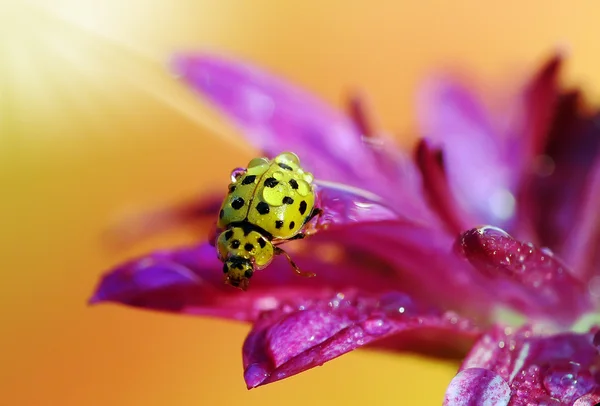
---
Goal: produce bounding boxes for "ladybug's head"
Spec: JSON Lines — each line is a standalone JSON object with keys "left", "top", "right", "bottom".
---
{"left": 223, "top": 256, "right": 254, "bottom": 291}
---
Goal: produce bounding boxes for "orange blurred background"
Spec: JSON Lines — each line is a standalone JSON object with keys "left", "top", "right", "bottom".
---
{"left": 2, "top": 1, "right": 599, "bottom": 405}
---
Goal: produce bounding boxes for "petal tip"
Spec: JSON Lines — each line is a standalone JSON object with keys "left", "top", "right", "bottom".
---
{"left": 244, "top": 363, "right": 270, "bottom": 389}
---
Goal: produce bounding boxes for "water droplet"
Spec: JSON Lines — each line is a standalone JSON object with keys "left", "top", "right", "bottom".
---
{"left": 244, "top": 363, "right": 269, "bottom": 388}
{"left": 573, "top": 392, "right": 600, "bottom": 406}
{"left": 363, "top": 318, "right": 391, "bottom": 336}
{"left": 444, "top": 368, "right": 510, "bottom": 406}
{"left": 379, "top": 292, "right": 415, "bottom": 315}
{"left": 230, "top": 167, "right": 246, "bottom": 181}
{"left": 542, "top": 363, "right": 596, "bottom": 403}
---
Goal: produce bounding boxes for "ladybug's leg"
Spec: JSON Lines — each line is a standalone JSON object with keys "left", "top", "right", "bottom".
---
{"left": 274, "top": 246, "right": 316, "bottom": 278}
{"left": 299, "top": 207, "right": 325, "bottom": 237}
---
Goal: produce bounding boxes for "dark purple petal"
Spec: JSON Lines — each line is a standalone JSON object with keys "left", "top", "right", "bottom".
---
{"left": 457, "top": 326, "right": 600, "bottom": 405}
{"left": 511, "top": 55, "right": 562, "bottom": 242}
{"left": 414, "top": 139, "right": 475, "bottom": 234}
{"left": 417, "top": 75, "right": 515, "bottom": 227}
{"left": 458, "top": 226, "right": 593, "bottom": 324}
{"left": 532, "top": 90, "right": 600, "bottom": 262}
{"left": 563, "top": 148, "right": 600, "bottom": 282}
{"left": 444, "top": 368, "right": 511, "bottom": 406}
{"left": 172, "top": 54, "right": 436, "bottom": 224}
{"left": 242, "top": 290, "right": 481, "bottom": 388}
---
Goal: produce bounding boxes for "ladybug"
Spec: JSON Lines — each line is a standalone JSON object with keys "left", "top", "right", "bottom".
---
{"left": 216, "top": 152, "right": 322, "bottom": 290}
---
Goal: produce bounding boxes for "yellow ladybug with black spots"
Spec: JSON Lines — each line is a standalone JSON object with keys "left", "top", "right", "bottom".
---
{"left": 216, "top": 152, "right": 322, "bottom": 290}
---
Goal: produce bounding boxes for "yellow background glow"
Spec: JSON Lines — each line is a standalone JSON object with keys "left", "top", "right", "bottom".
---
{"left": 2, "top": 1, "right": 599, "bottom": 405}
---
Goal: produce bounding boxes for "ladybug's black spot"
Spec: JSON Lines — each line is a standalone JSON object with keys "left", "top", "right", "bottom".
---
{"left": 244, "top": 270, "right": 253, "bottom": 278}
{"left": 299, "top": 200, "right": 308, "bottom": 215}
{"left": 228, "top": 185, "right": 236, "bottom": 194}
{"left": 231, "top": 240, "right": 240, "bottom": 249}
{"left": 223, "top": 263, "right": 229, "bottom": 273}
{"left": 275, "top": 220, "right": 284, "bottom": 229}
{"left": 264, "top": 177, "right": 278, "bottom": 188}
{"left": 241, "top": 175, "right": 256, "bottom": 185}
{"left": 257, "top": 237, "right": 266, "bottom": 248}
{"left": 256, "top": 202, "right": 270, "bottom": 215}
{"left": 282, "top": 196, "right": 294, "bottom": 205}
{"left": 231, "top": 197, "right": 245, "bottom": 210}
{"left": 289, "top": 179, "right": 299, "bottom": 189}
{"left": 289, "top": 221, "right": 295, "bottom": 229}
{"left": 224, "top": 230, "right": 233, "bottom": 240}
{"left": 219, "top": 209, "right": 224, "bottom": 219}
{"left": 278, "top": 162, "right": 293, "bottom": 171}
{"left": 244, "top": 243, "right": 254, "bottom": 252}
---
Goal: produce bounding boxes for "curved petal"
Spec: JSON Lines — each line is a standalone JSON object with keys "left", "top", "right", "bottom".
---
{"left": 171, "top": 54, "right": 436, "bottom": 224}
{"left": 457, "top": 326, "right": 600, "bottom": 405}
{"left": 444, "top": 368, "right": 510, "bottom": 406}
{"left": 242, "top": 290, "right": 481, "bottom": 388}
{"left": 90, "top": 240, "right": 411, "bottom": 321}
{"left": 417, "top": 75, "right": 515, "bottom": 227}
{"left": 414, "top": 139, "right": 475, "bottom": 234}
{"left": 510, "top": 55, "right": 562, "bottom": 242}
{"left": 91, "top": 217, "right": 493, "bottom": 322}
{"left": 457, "top": 226, "right": 593, "bottom": 324}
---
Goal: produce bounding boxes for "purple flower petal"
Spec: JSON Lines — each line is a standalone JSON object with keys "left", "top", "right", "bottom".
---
{"left": 458, "top": 226, "right": 593, "bottom": 324}
{"left": 444, "top": 368, "right": 511, "bottom": 406}
{"left": 561, "top": 130, "right": 600, "bottom": 281}
{"left": 93, "top": 214, "right": 505, "bottom": 323}
{"left": 511, "top": 55, "right": 562, "bottom": 241}
{"left": 417, "top": 74, "right": 515, "bottom": 227}
{"left": 242, "top": 290, "right": 480, "bottom": 388}
{"left": 414, "top": 138, "right": 475, "bottom": 234}
{"left": 456, "top": 326, "right": 600, "bottom": 405}
{"left": 172, "top": 54, "right": 435, "bottom": 224}
{"left": 90, "top": 240, "right": 409, "bottom": 321}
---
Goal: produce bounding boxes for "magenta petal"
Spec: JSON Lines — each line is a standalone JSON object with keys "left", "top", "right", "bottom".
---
{"left": 458, "top": 226, "right": 593, "bottom": 323}
{"left": 90, "top": 240, "right": 406, "bottom": 321}
{"left": 418, "top": 76, "right": 514, "bottom": 226}
{"left": 172, "top": 54, "right": 398, "bottom": 201}
{"left": 414, "top": 139, "right": 474, "bottom": 234}
{"left": 563, "top": 150, "right": 600, "bottom": 281}
{"left": 444, "top": 368, "right": 511, "bottom": 406}
{"left": 511, "top": 56, "right": 561, "bottom": 241}
{"left": 458, "top": 326, "right": 600, "bottom": 405}
{"left": 242, "top": 290, "right": 480, "bottom": 388}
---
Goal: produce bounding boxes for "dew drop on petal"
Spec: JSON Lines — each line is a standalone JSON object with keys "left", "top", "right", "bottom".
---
{"left": 244, "top": 363, "right": 270, "bottom": 389}
{"left": 231, "top": 167, "right": 247, "bottom": 182}
{"left": 542, "top": 363, "right": 596, "bottom": 404}
{"left": 379, "top": 292, "right": 416, "bottom": 316}
{"left": 444, "top": 368, "right": 510, "bottom": 406}
{"left": 573, "top": 392, "right": 600, "bottom": 406}
{"left": 363, "top": 318, "right": 391, "bottom": 336}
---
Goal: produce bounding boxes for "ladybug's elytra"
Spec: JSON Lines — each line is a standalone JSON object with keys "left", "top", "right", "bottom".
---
{"left": 216, "top": 152, "right": 322, "bottom": 290}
